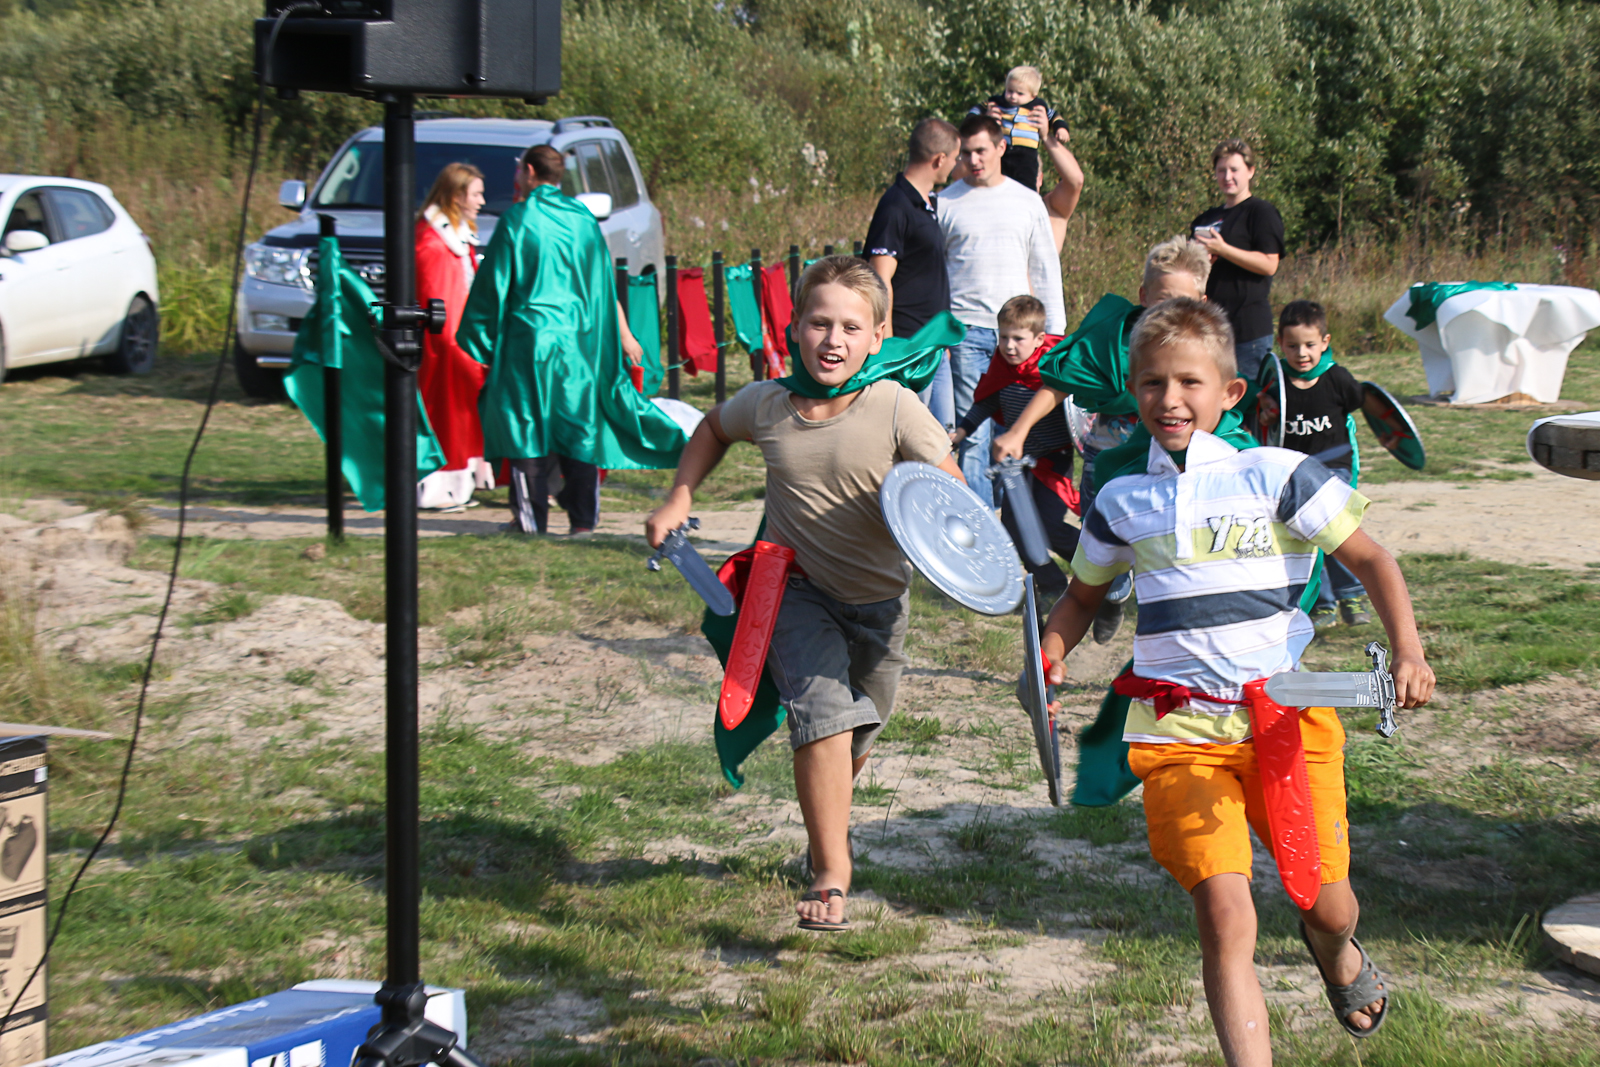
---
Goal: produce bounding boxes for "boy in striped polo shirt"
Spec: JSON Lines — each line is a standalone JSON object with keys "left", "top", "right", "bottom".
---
{"left": 1040, "top": 298, "right": 1434, "bottom": 1061}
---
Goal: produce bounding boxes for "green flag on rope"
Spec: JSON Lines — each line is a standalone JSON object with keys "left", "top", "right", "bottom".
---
{"left": 725, "top": 261, "right": 764, "bottom": 355}
{"left": 626, "top": 269, "right": 663, "bottom": 397}
{"left": 284, "top": 235, "right": 445, "bottom": 513}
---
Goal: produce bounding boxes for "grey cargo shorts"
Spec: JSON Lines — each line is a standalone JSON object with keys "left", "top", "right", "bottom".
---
{"left": 765, "top": 575, "right": 910, "bottom": 760}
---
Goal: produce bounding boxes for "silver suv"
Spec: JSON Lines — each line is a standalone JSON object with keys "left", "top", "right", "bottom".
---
{"left": 235, "top": 115, "right": 665, "bottom": 397}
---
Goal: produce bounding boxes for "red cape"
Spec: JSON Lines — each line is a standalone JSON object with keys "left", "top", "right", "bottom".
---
{"left": 415, "top": 218, "right": 486, "bottom": 471}
{"left": 971, "top": 334, "right": 1064, "bottom": 420}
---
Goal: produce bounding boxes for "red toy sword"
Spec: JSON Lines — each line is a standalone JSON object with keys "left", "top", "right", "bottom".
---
{"left": 1243, "top": 680, "right": 1323, "bottom": 910}
{"left": 718, "top": 541, "right": 794, "bottom": 731}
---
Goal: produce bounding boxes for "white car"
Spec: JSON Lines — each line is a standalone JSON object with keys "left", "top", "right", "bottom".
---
{"left": 235, "top": 115, "right": 665, "bottom": 398}
{"left": 0, "top": 176, "right": 159, "bottom": 383}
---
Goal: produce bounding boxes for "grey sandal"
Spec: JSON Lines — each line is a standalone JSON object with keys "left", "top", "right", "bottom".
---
{"left": 797, "top": 887, "right": 849, "bottom": 932}
{"left": 1299, "top": 922, "right": 1390, "bottom": 1038}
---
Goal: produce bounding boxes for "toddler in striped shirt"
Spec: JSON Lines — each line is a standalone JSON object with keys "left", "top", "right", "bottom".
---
{"left": 1039, "top": 297, "right": 1434, "bottom": 1062}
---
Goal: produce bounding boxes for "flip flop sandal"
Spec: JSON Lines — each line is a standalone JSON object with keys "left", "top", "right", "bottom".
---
{"left": 797, "top": 888, "right": 849, "bottom": 932}
{"left": 1299, "top": 921, "right": 1390, "bottom": 1039}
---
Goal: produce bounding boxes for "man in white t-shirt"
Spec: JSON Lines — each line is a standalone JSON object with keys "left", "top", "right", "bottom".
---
{"left": 938, "top": 113, "right": 1066, "bottom": 503}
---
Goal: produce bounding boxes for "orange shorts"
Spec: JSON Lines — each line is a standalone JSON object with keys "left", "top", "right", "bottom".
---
{"left": 1128, "top": 706, "right": 1350, "bottom": 893}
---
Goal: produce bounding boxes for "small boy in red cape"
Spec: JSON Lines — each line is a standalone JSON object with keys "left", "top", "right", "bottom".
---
{"left": 951, "top": 294, "right": 1075, "bottom": 604}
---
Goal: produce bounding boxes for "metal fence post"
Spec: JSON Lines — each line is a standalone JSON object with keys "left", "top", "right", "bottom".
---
{"left": 750, "top": 248, "right": 763, "bottom": 380}
{"left": 712, "top": 250, "right": 726, "bottom": 404}
{"left": 665, "top": 255, "right": 680, "bottom": 400}
{"left": 852, "top": 240, "right": 863, "bottom": 255}
{"left": 788, "top": 244, "right": 800, "bottom": 297}
{"left": 320, "top": 213, "right": 343, "bottom": 542}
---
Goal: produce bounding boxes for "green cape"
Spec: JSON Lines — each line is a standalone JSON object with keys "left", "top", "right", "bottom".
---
{"left": 725, "top": 262, "right": 764, "bottom": 356}
{"left": 1404, "top": 281, "right": 1515, "bottom": 330}
{"left": 778, "top": 311, "right": 966, "bottom": 399}
{"left": 284, "top": 235, "right": 445, "bottom": 512}
{"left": 626, "top": 269, "right": 663, "bottom": 397}
{"left": 1038, "top": 294, "right": 1142, "bottom": 417}
{"left": 704, "top": 312, "right": 967, "bottom": 787}
{"left": 1072, "top": 407, "right": 1328, "bottom": 806}
{"left": 457, "top": 185, "right": 687, "bottom": 469}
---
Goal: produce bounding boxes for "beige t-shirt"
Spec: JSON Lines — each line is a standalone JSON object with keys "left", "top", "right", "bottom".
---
{"left": 718, "top": 380, "right": 952, "bottom": 604}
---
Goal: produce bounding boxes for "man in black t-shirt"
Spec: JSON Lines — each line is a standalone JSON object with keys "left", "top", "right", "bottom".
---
{"left": 865, "top": 117, "right": 960, "bottom": 422}
{"left": 1191, "top": 139, "right": 1285, "bottom": 381}
{"left": 1277, "top": 300, "right": 1372, "bottom": 629}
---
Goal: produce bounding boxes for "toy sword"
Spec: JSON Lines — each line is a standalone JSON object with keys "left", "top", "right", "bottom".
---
{"left": 988, "top": 456, "right": 1052, "bottom": 570}
{"left": 646, "top": 518, "right": 737, "bottom": 617}
{"left": 1264, "top": 642, "right": 1400, "bottom": 738}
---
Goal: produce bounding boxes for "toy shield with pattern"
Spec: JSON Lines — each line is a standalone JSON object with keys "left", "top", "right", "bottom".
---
{"left": 1360, "top": 381, "right": 1426, "bottom": 470}
{"left": 1252, "top": 355, "right": 1287, "bottom": 447}
{"left": 1021, "top": 576, "right": 1065, "bottom": 806}
{"left": 880, "top": 462, "right": 1024, "bottom": 616}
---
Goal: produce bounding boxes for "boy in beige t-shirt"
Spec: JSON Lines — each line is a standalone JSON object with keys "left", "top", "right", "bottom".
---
{"left": 646, "top": 257, "right": 959, "bottom": 932}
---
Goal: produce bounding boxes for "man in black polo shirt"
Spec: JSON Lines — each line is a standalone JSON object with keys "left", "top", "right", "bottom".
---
{"left": 865, "top": 117, "right": 960, "bottom": 423}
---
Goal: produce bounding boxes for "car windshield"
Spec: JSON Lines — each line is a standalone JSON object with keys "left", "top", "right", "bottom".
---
{"left": 312, "top": 140, "right": 529, "bottom": 216}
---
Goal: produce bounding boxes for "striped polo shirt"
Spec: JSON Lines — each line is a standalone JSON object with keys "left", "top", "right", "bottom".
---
{"left": 1070, "top": 429, "right": 1369, "bottom": 745}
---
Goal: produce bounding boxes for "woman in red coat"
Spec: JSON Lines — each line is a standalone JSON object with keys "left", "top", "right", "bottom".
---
{"left": 416, "top": 162, "right": 490, "bottom": 510}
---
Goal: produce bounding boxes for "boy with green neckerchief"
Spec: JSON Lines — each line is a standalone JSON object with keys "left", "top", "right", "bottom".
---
{"left": 1277, "top": 299, "right": 1372, "bottom": 628}
{"left": 646, "top": 257, "right": 962, "bottom": 933}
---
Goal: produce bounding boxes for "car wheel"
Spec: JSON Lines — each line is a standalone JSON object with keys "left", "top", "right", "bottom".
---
{"left": 233, "top": 336, "right": 287, "bottom": 400}
{"left": 106, "top": 294, "right": 159, "bottom": 375}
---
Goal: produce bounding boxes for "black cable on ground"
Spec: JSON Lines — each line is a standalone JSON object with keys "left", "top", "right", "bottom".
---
{"left": 0, "top": 6, "right": 316, "bottom": 1035}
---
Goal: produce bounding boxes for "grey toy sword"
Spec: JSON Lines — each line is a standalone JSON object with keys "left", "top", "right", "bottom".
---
{"left": 645, "top": 518, "right": 737, "bottom": 617}
{"left": 1264, "top": 642, "right": 1400, "bottom": 738}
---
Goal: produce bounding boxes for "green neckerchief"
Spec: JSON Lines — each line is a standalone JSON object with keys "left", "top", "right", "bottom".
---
{"left": 1165, "top": 449, "right": 1187, "bottom": 467}
{"left": 1071, "top": 405, "right": 1327, "bottom": 807}
{"left": 1405, "top": 281, "right": 1515, "bottom": 329}
{"left": 776, "top": 311, "right": 965, "bottom": 399}
{"left": 1038, "top": 293, "right": 1142, "bottom": 416}
{"left": 1284, "top": 349, "right": 1335, "bottom": 380}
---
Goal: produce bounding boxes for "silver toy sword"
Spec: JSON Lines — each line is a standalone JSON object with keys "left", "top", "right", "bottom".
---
{"left": 646, "top": 518, "right": 737, "bottom": 617}
{"left": 988, "top": 456, "right": 1052, "bottom": 570}
{"left": 1264, "top": 642, "right": 1400, "bottom": 738}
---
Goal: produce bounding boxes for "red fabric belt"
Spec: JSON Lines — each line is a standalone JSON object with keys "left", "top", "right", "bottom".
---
{"left": 1112, "top": 668, "right": 1248, "bottom": 719}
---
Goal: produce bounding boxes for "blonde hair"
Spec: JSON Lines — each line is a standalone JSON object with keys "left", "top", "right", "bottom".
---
{"left": 796, "top": 255, "right": 888, "bottom": 327}
{"left": 997, "top": 294, "right": 1047, "bottom": 335}
{"left": 419, "top": 162, "right": 486, "bottom": 233}
{"left": 1143, "top": 234, "right": 1212, "bottom": 291}
{"left": 1212, "top": 137, "right": 1256, "bottom": 170}
{"left": 1006, "top": 65, "right": 1043, "bottom": 97}
{"left": 1127, "top": 297, "right": 1236, "bottom": 381}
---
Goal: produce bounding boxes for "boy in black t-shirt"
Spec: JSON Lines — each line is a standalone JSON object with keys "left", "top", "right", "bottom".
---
{"left": 1278, "top": 300, "right": 1372, "bottom": 628}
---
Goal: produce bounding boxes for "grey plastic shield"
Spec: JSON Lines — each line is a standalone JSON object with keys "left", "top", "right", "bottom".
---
{"left": 1360, "top": 381, "right": 1427, "bottom": 471}
{"left": 880, "top": 462, "right": 1024, "bottom": 616}
{"left": 1253, "top": 355, "right": 1287, "bottom": 447}
{"left": 1021, "top": 576, "right": 1065, "bottom": 807}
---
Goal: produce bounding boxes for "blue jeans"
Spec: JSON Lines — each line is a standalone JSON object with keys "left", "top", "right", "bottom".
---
{"left": 949, "top": 327, "right": 997, "bottom": 507}
{"left": 1235, "top": 334, "right": 1274, "bottom": 383}
{"left": 918, "top": 350, "right": 955, "bottom": 429}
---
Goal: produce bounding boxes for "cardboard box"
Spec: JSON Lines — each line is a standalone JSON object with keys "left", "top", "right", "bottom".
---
{"left": 29, "top": 983, "right": 466, "bottom": 1067}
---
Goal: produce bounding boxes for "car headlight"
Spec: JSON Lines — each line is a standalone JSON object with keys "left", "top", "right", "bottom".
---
{"left": 244, "top": 244, "right": 312, "bottom": 288}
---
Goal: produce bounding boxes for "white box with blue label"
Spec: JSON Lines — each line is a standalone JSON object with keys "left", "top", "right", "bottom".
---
{"left": 24, "top": 981, "right": 465, "bottom": 1067}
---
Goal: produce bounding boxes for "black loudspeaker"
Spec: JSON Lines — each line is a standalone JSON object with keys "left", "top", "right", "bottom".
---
{"left": 256, "top": 0, "right": 560, "bottom": 101}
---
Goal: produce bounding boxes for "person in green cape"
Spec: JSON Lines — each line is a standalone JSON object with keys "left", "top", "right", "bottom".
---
{"left": 458, "top": 145, "right": 681, "bottom": 535}
{"left": 645, "top": 257, "right": 962, "bottom": 933}
{"left": 992, "top": 234, "right": 1214, "bottom": 642}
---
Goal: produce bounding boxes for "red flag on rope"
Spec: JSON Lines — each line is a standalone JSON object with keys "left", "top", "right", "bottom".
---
{"left": 758, "top": 263, "right": 792, "bottom": 379}
{"left": 676, "top": 268, "right": 718, "bottom": 376}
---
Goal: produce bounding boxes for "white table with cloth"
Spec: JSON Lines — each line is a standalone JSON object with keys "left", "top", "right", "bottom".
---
{"left": 1383, "top": 282, "right": 1600, "bottom": 404}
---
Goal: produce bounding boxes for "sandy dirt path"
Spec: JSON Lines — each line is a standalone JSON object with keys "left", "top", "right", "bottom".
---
{"left": 130, "top": 462, "right": 1600, "bottom": 569}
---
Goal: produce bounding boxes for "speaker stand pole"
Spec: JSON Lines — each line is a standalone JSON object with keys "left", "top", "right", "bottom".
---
{"left": 353, "top": 90, "right": 484, "bottom": 1067}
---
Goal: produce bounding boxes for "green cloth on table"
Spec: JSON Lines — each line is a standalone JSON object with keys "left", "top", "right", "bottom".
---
{"left": 284, "top": 235, "right": 445, "bottom": 512}
{"left": 725, "top": 262, "right": 764, "bottom": 355}
{"left": 1404, "top": 281, "right": 1516, "bottom": 330}
{"left": 457, "top": 184, "right": 687, "bottom": 469}
{"left": 777, "top": 310, "right": 965, "bottom": 399}
{"left": 1071, "top": 405, "right": 1326, "bottom": 806}
{"left": 626, "top": 269, "right": 663, "bottom": 397}
{"left": 1038, "top": 293, "right": 1142, "bottom": 416}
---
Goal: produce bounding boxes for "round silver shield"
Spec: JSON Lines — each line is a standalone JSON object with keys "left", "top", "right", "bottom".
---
{"left": 880, "top": 462, "right": 1024, "bottom": 616}
{"left": 1064, "top": 397, "right": 1096, "bottom": 455}
{"left": 1360, "top": 381, "right": 1426, "bottom": 471}
{"left": 1254, "top": 355, "right": 1287, "bottom": 447}
{"left": 1527, "top": 411, "right": 1600, "bottom": 480}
